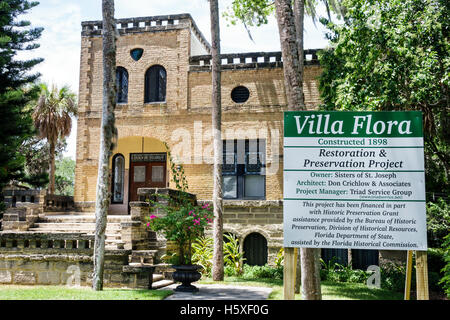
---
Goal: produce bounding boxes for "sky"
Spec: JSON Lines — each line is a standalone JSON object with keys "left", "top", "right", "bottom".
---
{"left": 20, "top": 0, "right": 333, "bottom": 160}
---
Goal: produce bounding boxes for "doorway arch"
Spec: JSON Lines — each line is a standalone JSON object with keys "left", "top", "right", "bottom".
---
{"left": 243, "top": 232, "right": 268, "bottom": 266}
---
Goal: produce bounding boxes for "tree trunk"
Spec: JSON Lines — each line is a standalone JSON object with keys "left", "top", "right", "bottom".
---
{"left": 293, "top": 0, "right": 305, "bottom": 107}
{"left": 274, "top": 0, "right": 305, "bottom": 110}
{"left": 92, "top": 0, "right": 116, "bottom": 291}
{"left": 275, "top": 0, "right": 320, "bottom": 299}
{"left": 209, "top": 0, "right": 224, "bottom": 281}
{"left": 348, "top": 249, "right": 353, "bottom": 268}
{"left": 48, "top": 140, "right": 56, "bottom": 194}
{"left": 292, "top": 2, "right": 304, "bottom": 285}
{"left": 300, "top": 248, "right": 322, "bottom": 300}
{"left": 294, "top": 248, "right": 301, "bottom": 293}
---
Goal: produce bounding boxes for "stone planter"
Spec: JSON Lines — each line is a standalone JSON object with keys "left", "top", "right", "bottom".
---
{"left": 171, "top": 264, "right": 202, "bottom": 292}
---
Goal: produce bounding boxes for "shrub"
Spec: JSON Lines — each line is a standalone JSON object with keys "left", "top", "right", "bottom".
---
{"left": 191, "top": 236, "right": 213, "bottom": 277}
{"left": 224, "top": 265, "right": 240, "bottom": 277}
{"left": 223, "top": 233, "right": 245, "bottom": 276}
{"left": 427, "top": 248, "right": 445, "bottom": 293}
{"left": 427, "top": 199, "right": 450, "bottom": 248}
{"left": 440, "top": 234, "right": 450, "bottom": 297}
{"left": 274, "top": 248, "right": 284, "bottom": 268}
{"left": 242, "top": 264, "right": 283, "bottom": 280}
{"left": 320, "top": 258, "right": 370, "bottom": 284}
{"left": 380, "top": 263, "right": 411, "bottom": 292}
{"left": 191, "top": 234, "right": 245, "bottom": 277}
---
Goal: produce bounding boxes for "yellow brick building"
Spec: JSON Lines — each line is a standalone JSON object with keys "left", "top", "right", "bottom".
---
{"left": 75, "top": 14, "right": 324, "bottom": 265}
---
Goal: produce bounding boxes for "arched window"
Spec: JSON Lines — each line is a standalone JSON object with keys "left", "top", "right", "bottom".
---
{"left": 243, "top": 233, "right": 268, "bottom": 266}
{"left": 145, "top": 65, "right": 166, "bottom": 103}
{"left": 116, "top": 67, "right": 128, "bottom": 103}
{"left": 112, "top": 154, "right": 125, "bottom": 203}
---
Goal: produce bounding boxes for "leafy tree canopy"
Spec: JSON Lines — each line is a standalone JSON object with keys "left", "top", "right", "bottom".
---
{"left": 0, "top": 0, "right": 43, "bottom": 188}
{"left": 318, "top": 0, "right": 450, "bottom": 194}
{"left": 17, "top": 136, "right": 67, "bottom": 189}
{"left": 223, "top": 0, "right": 344, "bottom": 28}
{"left": 55, "top": 156, "right": 75, "bottom": 196}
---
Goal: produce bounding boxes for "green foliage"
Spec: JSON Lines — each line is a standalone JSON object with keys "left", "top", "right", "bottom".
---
{"left": 192, "top": 236, "right": 214, "bottom": 276}
{"left": 380, "top": 263, "right": 410, "bottom": 292}
{"left": 147, "top": 199, "right": 213, "bottom": 265}
{"left": 18, "top": 137, "right": 66, "bottom": 189}
{"left": 242, "top": 264, "right": 284, "bottom": 280}
{"left": 54, "top": 157, "right": 75, "bottom": 196}
{"left": 318, "top": 0, "right": 450, "bottom": 193}
{"left": 320, "top": 258, "right": 370, "bottom": 283}
{"left": 0, "top": 0, "right": 43, "bottom": 188}
{"left": 164, "top": 141, "right": 188, "bottom": 192}
{"left": 440, "top": 234, "right": 450, "bottom": 297}
{"left": 426, "top": 199, "right": 450, "bottom": 247}
{"left": 428, "top": 248, "right": 446, "bottom": 293}
{"left": 191, "top": 234, "right": 246, "bottom": 277}
{"left": 274, "top": 248, "right": 284, "bottom": 268}
{"left": 160, "top": 252, "right": 183, "bottom": 266}
{"left": 223, "top": 0, "right": 274, "bottom": 28}
{"left": 223, "top": 0, "right": 344, "bottom": 30}
{"left": 223, "top": 233, "right": 245, "bottom": 276}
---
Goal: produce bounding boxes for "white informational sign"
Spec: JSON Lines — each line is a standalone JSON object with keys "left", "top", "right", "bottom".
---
{"left": 283, "top": 111, "right": 427, "bottom": 251}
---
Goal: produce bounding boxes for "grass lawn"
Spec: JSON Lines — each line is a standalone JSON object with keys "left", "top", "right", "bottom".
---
{"left": 0, "top": 285, "right": 172, "bottom": 300}
{"left": 198, "top": 277, "right": 403, "bottom": 300}
{"left": 0, "top": 279, "right": 404, "bottom": 300}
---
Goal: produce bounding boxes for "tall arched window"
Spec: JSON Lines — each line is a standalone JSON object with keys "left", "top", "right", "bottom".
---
{"left": 145, "top": 65, "right": 166, "bottom": 103}
{"left": 112, "top": 154, "right": 125, "bottom": 203}
{"left": 116, "top": 67, "right": 128, "bottom": 103}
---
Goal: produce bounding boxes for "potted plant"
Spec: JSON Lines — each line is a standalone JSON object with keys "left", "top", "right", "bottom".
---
{"left": 146, "top": 144, "right": 213, "bottom": 292}
{"left": 147, "top": 196, "right": 213, "bottom": 292}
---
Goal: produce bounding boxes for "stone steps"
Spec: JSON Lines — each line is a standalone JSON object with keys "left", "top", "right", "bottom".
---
{"left": 152, "top": 273, "right": 174, "bottom": 289}
{"left": 152, "top": 278, "right": 174, "bottom": 289}
{"left": 28, "top": 213, "right": 131, "bottom": 250}
{"left": 38, "top": 214, "right": 129, "bottom": 223}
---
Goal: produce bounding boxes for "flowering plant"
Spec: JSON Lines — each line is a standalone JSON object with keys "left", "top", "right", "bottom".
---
{"left": 147, "top": 196, "right": 213, "bottom": 265}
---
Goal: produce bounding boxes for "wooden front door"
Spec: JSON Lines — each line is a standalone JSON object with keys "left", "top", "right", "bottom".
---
{"left": 129, "top": 153, "right": 167, "bottom": 202}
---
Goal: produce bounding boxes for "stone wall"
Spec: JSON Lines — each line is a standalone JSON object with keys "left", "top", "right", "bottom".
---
{"left": 0, "top": 232, "right": 154, "bottom": 288}
{"left": 1, "top": 203, "right": 41, "bottom": 231}
{"left": 1, "top": 189, "right": 46, "bottom": 209}
{"left": 198, "top": 200, "right": 283, "bottom": 266}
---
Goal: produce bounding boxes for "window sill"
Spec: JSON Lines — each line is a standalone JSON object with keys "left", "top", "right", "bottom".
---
{"left": 144, "top": 101, "right": 167, "bottom": 106}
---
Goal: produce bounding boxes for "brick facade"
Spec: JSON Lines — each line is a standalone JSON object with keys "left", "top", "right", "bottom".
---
{"left": 74, "top": 14, "right": 323, "bottom": 265}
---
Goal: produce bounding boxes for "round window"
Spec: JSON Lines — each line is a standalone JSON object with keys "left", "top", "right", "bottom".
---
{"left": 231, "top": 86, "right": 250, "bottom": 103}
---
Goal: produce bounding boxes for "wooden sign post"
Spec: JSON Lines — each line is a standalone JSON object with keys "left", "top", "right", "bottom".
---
{"left": 415, "top": 250, "right": 429, "bottom": 300}
{"left": 283, "top": 247, "right": 297, "bottom": 300}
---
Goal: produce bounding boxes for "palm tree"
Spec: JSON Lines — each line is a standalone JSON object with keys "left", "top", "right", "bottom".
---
{"left": 32, "top": 83, "right": 77, "bottom": 194}
{"left": 209, "top": 0, "right": 224, "bottom": 281}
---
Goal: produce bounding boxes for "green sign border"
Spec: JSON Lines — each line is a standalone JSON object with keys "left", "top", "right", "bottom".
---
{"left": 284, "top": 111, "right": 423, "bottom": 138}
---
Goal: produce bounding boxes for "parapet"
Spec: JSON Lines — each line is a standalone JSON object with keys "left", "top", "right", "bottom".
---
{"left": 81, "top": 13, "right": 211, "bottom": 53}
{"left": 189, "top": 49, "right": 320, "bottom": 71}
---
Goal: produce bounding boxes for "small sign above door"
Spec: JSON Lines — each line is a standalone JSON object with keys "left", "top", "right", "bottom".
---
{"left": 130, "top": 153, "right": 166, "bottom": 163}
